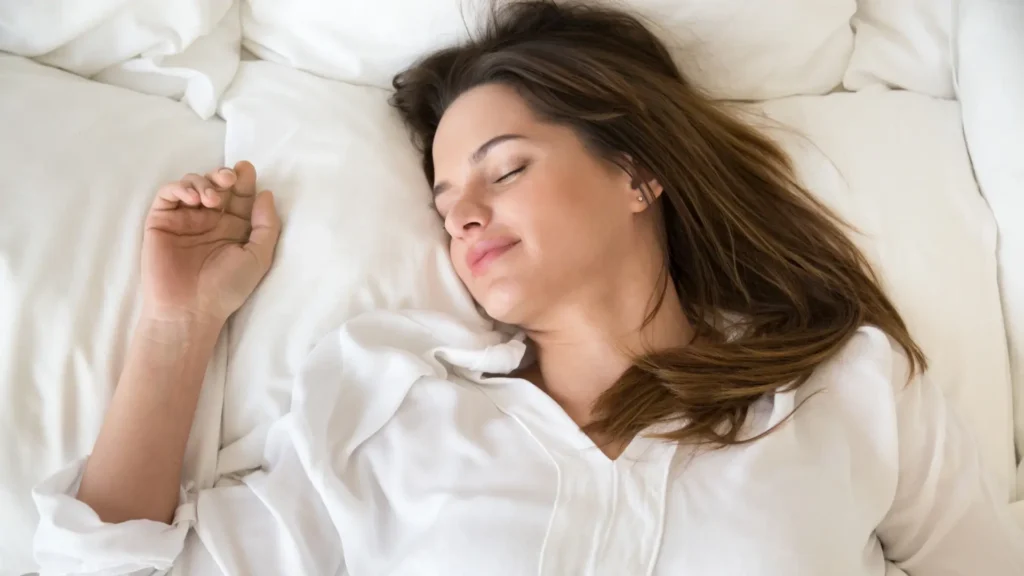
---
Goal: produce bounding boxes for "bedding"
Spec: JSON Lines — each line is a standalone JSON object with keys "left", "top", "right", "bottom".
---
{"left": 0, "top": 0, "right": 242, "bottom": 118}
{"left": 2, "top": 0, "right": 1022, "bottom": 573}
{"left": 844, "top": 0, "right": 955, "bottom": 98}
{"left": 240, "top": 0, "right": 856, "bottom": 99}
{"left": 0, "top": 55, "right": 227, "bottom": 575}
{"left": 953, "top": 0, "right": 1024, "bottom": 521}
{"left": 758, "top": 90, "right": 1015, "bottom": 502}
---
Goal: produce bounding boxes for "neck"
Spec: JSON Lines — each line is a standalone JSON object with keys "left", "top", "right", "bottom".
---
{"left": 522, "top": 271, "right": 693, "bottom": 428}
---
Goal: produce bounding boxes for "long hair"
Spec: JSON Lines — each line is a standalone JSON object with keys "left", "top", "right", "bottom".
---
{"left": 390, "top": 0, "right": 925, "bottom": 445}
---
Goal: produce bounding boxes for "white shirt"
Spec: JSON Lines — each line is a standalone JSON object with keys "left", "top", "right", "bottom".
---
{"left": 32, "top": 310, "right": 1024, "bottom": 575}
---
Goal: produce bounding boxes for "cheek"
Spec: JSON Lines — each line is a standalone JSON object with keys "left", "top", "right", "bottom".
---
{"left": 523, "top": 179, "right": 621, "bottom": 260}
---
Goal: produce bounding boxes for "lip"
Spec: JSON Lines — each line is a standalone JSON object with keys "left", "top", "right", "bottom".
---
{"left": 466, "top": 237, "right": 520, "bottom": 276}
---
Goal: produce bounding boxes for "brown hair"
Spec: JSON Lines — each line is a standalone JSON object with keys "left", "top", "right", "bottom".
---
{"left": 391, "top": 0, "right": 925, "bottom": 445}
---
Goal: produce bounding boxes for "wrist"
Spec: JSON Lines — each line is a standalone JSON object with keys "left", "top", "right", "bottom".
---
{"left": 140, "top": 304, "right": 226, "bottom": 333}
{"left": 136, "top": 308, "right": 225, "bottom": 347}
{"left": 129, "top": 314, "right": 224, "bottom": 381}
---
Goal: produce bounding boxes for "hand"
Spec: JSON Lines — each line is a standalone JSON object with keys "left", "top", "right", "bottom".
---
{"left": 141, "top": 161, "right": 281, "bottom": 325}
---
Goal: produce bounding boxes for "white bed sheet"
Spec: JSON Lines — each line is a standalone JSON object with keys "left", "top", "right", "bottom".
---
{"left": 954, "top": 0, "right": 1024, "bottom": 504}
{"left": 0, "top": 55, "right": 227, "bottom": 575}
{"left": 0, "top": 1, "right": 242, "bottom": 118}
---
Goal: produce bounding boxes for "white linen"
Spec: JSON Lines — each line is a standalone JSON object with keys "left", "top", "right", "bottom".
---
{"left": 0, "top": 54, "right": 228, "bottom": 576}
{"left": 844, "top": 0, "right": 955, "bottom": 98}
{"left": 240, "top": 0, "right": 855, "bottom": 99}
{"left": 214, "top": 61, "right": 488, "bottom": 453}
{"left": 953, "top": 0, "right": 1024, "bottom": 504}
{"left": 758, "top": 90, "right": 1016, "bottom": 502}
{"left": 32, "top": 313, "right": 1024, "bottom": 575}
{"left": 0, "top": 0, "right": 241, "bottom": 118}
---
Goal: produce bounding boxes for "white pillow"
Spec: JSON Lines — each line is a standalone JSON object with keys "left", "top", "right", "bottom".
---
{"left": 0, "top": 0, "right": 242, "bottom": 118}
{"left": 757, "top": 90, "right": 1014, "bottom": 502}
{"left": 954, "top": 0, "right": 1024, "bottom": 506}
{"left": 844, "top": 0, "right": 955, "bottom": 98}
{"left": 240, "top": 0, "right": 855, "bottom": 100}
{"left": 0, "top": 55, "right": 227, "bottom": 575}
{"left": 215, "top": 61, "right": 487, "bottom": 458}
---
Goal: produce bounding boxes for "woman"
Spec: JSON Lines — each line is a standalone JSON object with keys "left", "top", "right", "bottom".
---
{"left": 34, "top": 1, "right": 1023, "bottom": 574}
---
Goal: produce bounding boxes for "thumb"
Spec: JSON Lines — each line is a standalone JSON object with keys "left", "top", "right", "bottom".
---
{"left": 244, "top": 190, "right": 281, "bottom": 273}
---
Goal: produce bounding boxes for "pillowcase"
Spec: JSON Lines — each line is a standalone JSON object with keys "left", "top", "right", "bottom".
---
{"left": 843, "top": 0, "right": 955, "bottom": 98}
{"left": 240, "top": 0, "right": 855, "bottom": 100}
{"left": 756, "top": 90, "right": 1014, "bottom": 502}
{"left": 953, "top": 0, "right": 1024, "bottom": 507}
{"left": 0, "top": 0, "right": 242, "bottom": 118}
{"left": 0, "top": 55, "right": 227, "bottom": 575}
{"left": 215, "top": 61, "right": 488, "bottom": 459}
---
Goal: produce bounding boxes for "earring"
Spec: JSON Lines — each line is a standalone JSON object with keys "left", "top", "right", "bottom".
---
{"left": 637, "top": 195, "right": 645, "bottom": 202}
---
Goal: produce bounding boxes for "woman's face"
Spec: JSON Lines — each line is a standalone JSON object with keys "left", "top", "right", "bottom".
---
{"left": 431, "top": 83, "right": 655, "bottom": 326}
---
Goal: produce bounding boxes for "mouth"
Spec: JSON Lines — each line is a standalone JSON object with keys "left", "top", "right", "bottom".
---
{"left": 466, "top": 238, "right": 520, "bottom": 276}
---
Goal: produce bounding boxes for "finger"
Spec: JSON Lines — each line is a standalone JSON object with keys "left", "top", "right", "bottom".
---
{"left": 207, "top": 166, "right": 237, "bottom": 189}
{"left": 146, "top": 202, "right": 222, "bottom": 234}
{"left": 153, "top": 181, "right": 200, "bottom": 210}
{"left": 199, "top": 168, "right": 237, "bottom": 209}
{"left": 243, "top": 190, "right": 281, "bottom": 273}
{"left": 228, "top": 160, "right": 258, "bottom": 218}
{"left": 181, "top": 173, "right": 228, "bottom": 210}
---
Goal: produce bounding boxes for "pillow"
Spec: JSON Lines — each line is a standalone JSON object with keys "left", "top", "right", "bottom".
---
{"left": 214, "top": 61, "right": 487, "bottom": 460}
{"left": 215, "top": 59, "right": 1014, "bottom": 505}
{"left": 240, "top": 0, "right": 855, "bottom": 100}
{"left": 953, "top": 0, "right": 1024, "bottom": 507}
{"left": 844, "top": 0, "right": 955, "bottom": 98}
{"left": 755, "top": 90, "right": 1015, "bottom": 502}
{"left": 0, "top": 0, "right": 242, "bottom": 118}
{"left": 0, "top": 55, "right": 228, "bottom": 575}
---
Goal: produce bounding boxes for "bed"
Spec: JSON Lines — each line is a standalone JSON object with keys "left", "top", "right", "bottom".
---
{"left": 1, "top": 0, "right": 1021, "bottom": 574}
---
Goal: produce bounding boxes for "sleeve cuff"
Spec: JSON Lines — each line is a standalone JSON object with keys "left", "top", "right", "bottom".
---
{"left": 32, "top": 457, "right": 195, "bottom": 575}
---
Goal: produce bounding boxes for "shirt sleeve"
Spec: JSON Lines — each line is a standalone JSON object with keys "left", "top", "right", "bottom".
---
{"left": 32, "top": 457, "right": 195, "bottom": 576}
{"left": 877, "top": 362, "right": 1024, "bottom": 574}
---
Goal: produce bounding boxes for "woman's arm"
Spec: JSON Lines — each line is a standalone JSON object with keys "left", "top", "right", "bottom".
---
{"left": 74, "top": 161, "right": 280, "bottom": 525}
{"left": 76, "top": 315, "right": 223, "bottom": 524}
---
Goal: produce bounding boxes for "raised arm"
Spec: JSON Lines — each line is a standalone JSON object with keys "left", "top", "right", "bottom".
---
{"left": 76, "top": 161, "right": 280, "bottom": 524}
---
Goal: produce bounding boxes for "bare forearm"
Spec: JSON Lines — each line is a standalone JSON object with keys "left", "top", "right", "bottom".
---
{"left": 76, "top": 315, "right": 223, "bottom": 524}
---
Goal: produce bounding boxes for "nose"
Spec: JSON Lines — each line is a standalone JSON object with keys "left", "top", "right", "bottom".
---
{"left": 444, "top": 189, "right": 491, "bottom": 238}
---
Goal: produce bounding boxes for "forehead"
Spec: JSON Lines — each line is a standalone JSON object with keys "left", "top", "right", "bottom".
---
{"left": 432, "top": 84, "right": 539, "bottom": 162}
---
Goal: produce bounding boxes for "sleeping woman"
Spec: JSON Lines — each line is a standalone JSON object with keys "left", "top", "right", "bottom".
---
{"left": 35, "top": 1, "right": 1024, "bottom": 574}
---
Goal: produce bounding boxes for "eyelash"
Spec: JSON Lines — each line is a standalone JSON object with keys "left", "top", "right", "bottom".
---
{"left": 495, "top": 164, "right": 526, "bottom": 183}
{"left": 429, "top": 164, "right": 528, "bottom": 213}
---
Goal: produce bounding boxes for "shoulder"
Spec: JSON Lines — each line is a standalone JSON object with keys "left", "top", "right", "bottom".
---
{"left": 752, "top": 326, "right": 915, "bottom": 442}
{"left": 794, "top": 325, "right": 914, "bottom": 403}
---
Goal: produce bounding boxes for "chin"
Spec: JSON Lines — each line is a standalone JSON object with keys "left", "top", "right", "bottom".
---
{"left": 475, "top": 282, "right": 527, "bottom": 325}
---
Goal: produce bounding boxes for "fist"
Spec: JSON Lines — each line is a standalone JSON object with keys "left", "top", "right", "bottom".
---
{"left": 142, "top": 161, "right": 281, "bottom": 325}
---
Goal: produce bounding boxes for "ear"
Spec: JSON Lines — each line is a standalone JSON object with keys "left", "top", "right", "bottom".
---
{"left": 615, "top": 154, "right": 663, "bottom": 212}
{"left": 628, "top": 170, "right": 664, "bottom": 213}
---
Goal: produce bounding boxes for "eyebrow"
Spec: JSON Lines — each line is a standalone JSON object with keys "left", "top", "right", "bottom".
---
{"left": 432, "top": 133, "right": 525, "bottom": 197}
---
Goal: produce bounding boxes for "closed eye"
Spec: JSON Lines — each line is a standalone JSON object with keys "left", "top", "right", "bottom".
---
{"left": 495, "top": 165, "right": 526, "bottom": 184}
